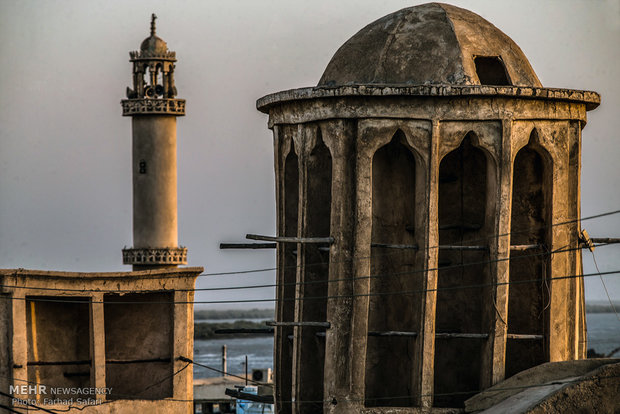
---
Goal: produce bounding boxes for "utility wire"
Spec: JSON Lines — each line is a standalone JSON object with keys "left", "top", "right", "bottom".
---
{"left": 62, "top": 208, "right": 615, "bottom": 281}
{"left": 0, "top": 362, "right": 193, "bottom": 413}
{"left": 180, "top": 356, "right": 271, "bottom": 387}
{"left": 1, "top": 268, "right": 618, "bottom": 306}
{"left": 590, "top": 250, "right": 620, "bottom": 322}
{"left": 2, "top": 240, "right": 612, "bottom": 295}
{"left": 2, "top": 368, "right": 619, "bottom": 409}
{"left": 0, "top": 403, "right": 23, "bottom": 414}
{"left": 271, "top": 374, "right": 620, "bottom": 406}
{"left": 202, "top": 208, "right": 620, "bottom": 277}
{"left": 0, "top": 389, "right": 57, "bottom": 413}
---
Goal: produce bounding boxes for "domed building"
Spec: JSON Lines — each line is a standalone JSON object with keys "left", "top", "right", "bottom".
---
{"left": 257, "top": 3, "right": 600, "bottom": 413}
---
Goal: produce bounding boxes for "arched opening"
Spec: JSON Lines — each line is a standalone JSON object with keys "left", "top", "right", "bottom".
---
{"left": 474, "top": 56, "right": 511, "bottom": 86}
{"left": 297, "top": 130, "right": 332, "bottom": 413}
{"left": 365, "top": 130, "right": 419, "bottom": 407}
{"left": 506, "top": 130, "right": 550, "bottom": 377}
{"left": 434, "top": 133, "right": 491, "bottom": 407}
{"left": 279, "top": 145, "right": 298, "bottom": 414}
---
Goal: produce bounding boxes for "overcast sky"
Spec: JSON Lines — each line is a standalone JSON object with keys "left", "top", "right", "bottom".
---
{"left": 1, "top": 0, "right": 619, "bottom": 308}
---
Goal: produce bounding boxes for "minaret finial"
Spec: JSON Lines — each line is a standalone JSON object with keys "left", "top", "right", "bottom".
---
{"left": 150, "top": 13, "right": 157, "bottom": 36}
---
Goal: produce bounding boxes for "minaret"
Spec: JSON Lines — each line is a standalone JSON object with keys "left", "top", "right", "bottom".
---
{"left": 121, "top": 14, "right": 187, "bottom": 269}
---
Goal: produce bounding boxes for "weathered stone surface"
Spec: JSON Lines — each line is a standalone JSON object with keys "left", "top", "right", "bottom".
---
{"left": 318, "top": 4, "right": 541, "bottom": 87}
{"left": 464, "top": 359, "right": 620, "bottom": 413}
{"left": 0, "top": 267, "right": 202, "bottom": 414}
{"left": 258, "top": 4, "right": 599, "bottom": 413}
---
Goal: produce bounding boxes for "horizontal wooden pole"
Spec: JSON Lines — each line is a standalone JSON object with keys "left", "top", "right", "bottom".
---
{"left": 440, "top": 223, "right": 482, "bottom": 231}
{"left": 371, "top": 243, "right": 419, "bottom": 250}
{"left": 368, "top": 331, "right": 418, "bottom": 337}
{"left": 219, "top": 242, "right": 276, "bottom": 249}
{"left": 28, "top": 360, "right": 90, "bottom": 366}
{"left": 267, "top": 321, "right": 330, "bottom": 328}
{"left": 214, "top": 328, "right": 274, "bottom": 334}
{"left": 591, "top": 238, "right": 620, "bottom": 244}
{"left": 435, "top": 333, "right": 489, "bottom": 339}
{"left": 246, "top": 234, "right": 334, "bottom": 244}
{"left": 438, "top": 245, "right": 487, "bottom": 251}
{"left": 510, "top": 244, "right": 542, "bottom": 251}
{"left": 506, "top": 334, "right": 544, "bottom": 340}
{"left": 106, "top": 357, "right": 171, "bottom": 364}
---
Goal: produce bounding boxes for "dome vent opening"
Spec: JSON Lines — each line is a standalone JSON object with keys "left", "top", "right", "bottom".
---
{"left": 474, "top": 56, "right": 511, "bottom": 86}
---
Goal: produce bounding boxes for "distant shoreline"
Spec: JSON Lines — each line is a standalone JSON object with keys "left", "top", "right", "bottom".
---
{"left": 194, "top": 320, "right": 269, "bottom": 340}
{"left": 585, "top": 303, "right": 620, "bottom": 313}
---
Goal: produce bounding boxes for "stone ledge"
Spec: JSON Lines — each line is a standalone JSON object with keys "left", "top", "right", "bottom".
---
{"left": 257, "top": 85, "right": 600, "bottom": 113}
{"left": 122, "top": 247, "right": 188, "bottom": 265}
{"left": 121, "top": 98, "right": 185, "bottom": 116}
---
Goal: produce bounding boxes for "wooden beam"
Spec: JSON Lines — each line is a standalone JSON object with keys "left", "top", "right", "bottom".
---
{"left": 371, "top": 243, "right": 419, "bottom": 250}
{"left": 246, "top": 234, "right": 334, "bottom": 244}
{"left": 368, "top": 331, "right": 418, "bottom": 337}
{"left": 266, "top": 321, "right": 330, "bottom": 328}
{"left": 219, "top": 243, "right": 276, "bottom": 249}
{"left": 215, "top": 328, "right": 274, "bottom": 334}
{"left": 506, "top": 334, "right": 544, "bottom": 340}
{"left": 435, "top": 333, "right": 489, "bottom": 339}
{"left": 438, "top": 245, "right": 487, "bottom": 251}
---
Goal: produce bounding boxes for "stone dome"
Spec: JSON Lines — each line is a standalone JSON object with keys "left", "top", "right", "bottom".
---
{"left": 140, "top": 34, "right": 168, "bottom": 55}
{"left": 318, "top": 3, "right": 542, "bottom": 87}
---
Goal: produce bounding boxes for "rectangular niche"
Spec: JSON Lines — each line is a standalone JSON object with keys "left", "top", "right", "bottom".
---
{"left": 26, "top": 296, "right": 91, "bottom": 399}
{"left": 104, "top": 292, "right": 173, "bottom": 400}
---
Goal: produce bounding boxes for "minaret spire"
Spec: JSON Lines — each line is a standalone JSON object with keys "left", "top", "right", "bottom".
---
{"left": 150, "top": 13, "right": 157, "bottom": 36}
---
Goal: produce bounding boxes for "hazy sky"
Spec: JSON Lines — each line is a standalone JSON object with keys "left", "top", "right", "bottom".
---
{"left": 1, "top": 0, "right": 619, "bottom": 308}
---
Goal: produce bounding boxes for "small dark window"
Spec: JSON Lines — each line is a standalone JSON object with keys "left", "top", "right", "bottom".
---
{"left": 474, "top": 56, "right": 511, "bottom": 86}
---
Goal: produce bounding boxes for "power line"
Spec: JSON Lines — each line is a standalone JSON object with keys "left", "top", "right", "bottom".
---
{"left": 1, "top": 268, "right": 618, "bottom": 306}
{"left": 271, "top": 373, "right": 620, "bottom": 406}
{"left": 180, "top": 356, "right": 271, "bottom": 387}
{"left": 67, "top": 208, "right": 615, "bottom": 281}
{"left": 0, "top": 363, "right": 194, "bottom": 413}
{"left": 590, "top": 250, "right": 620, "bottom": 322}
{"left": 3, "top": 238, "right": 615, "bottom": 296}
{"left": 196, "top": 208, "right": 620, "bottom": 278}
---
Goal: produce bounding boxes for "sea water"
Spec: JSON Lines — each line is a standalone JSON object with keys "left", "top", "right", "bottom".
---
{"left": 193, "top": 313, "right": 620, "bottom": 379}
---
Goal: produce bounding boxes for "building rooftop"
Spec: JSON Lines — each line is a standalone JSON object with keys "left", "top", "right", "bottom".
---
{"left": 318, "top": 3, "right": 541, "bottom": 87}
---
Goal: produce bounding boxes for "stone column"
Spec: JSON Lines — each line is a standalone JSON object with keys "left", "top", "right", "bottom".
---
{"left": 547, "top": 123, "right": 570, "bottom": 362}
{"left": 348, "top": 125, "right": 373, "bottom": 411}
{"left": 321, "top": 120, "right": 356, "bottom": 413}
{"left": 90, "top": 293, "right": 106, "bottom": 399}
{"left": 173, "top": 289, "right": 194, "bottom": 413}
{"left": 290, "top": 125, "right": 304, "bottom": 412}
{"left": 483, "top": 119, "right": 513, "bottom": 387}
{"left": 420, "top": 119, "right": 440, "bottom": 408}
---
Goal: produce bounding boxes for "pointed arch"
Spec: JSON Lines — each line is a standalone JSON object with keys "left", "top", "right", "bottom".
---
{"left": 506, "top": 128, "right": 552, "bottom": 377}
{"left": 296, "top": 126, "right": 332, "bottom": 413}
{"left": 434, "top": 132, "right": 492, "bottom": 407}
{"left": 365, "top": 129, "right": 420, "bottom": 407}
{"left": 279, "top": 140, "right": 298, "bottom": 414}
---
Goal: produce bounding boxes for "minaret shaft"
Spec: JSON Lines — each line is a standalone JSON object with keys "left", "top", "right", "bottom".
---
{"left": 132, "top": 116, "right": 178, "bottom": 248}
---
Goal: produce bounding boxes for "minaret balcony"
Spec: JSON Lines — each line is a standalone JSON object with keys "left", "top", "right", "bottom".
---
{"left": 122, "top": 247, "right": 188, "bottom": 265}
{"left": 121, "top": 98, "right": 185, "bottom": 116}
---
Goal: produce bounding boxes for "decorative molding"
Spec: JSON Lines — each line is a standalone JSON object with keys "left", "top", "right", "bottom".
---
{"left": 122, "top": 247, "right": 188, "bottom": 265}
{"left": 129, "top": 50, "right": 176, "bottom": 61}
{"left": 121, "top": 99, "right": 185, "bottom": 116}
